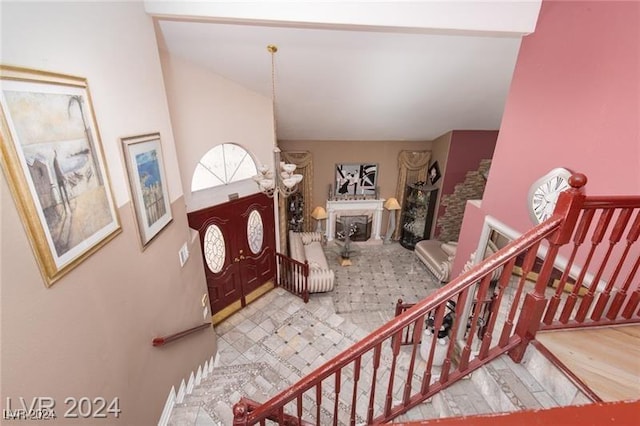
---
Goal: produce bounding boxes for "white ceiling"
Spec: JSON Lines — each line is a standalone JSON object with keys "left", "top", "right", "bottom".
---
{"left": 149, "top": 1, "right": 542, "bottom": 141}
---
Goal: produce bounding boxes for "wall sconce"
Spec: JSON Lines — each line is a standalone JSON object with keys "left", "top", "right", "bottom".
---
{"left": 311, "top": 206, "right": 328, "bottom": 233}
{"left": 383, "top": 197, "right": 401, "bottom": 244}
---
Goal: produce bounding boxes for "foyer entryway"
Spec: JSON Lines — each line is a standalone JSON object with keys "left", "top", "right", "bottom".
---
{"left": 188, "top": 193, "right": 276, "bottom": 324}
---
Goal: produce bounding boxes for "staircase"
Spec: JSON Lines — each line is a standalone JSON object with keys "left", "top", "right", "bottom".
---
{"left": 167, "top": 173, "right": 639, "bottom": 425}
{"left": 169, "top": 362, "right": 287, "bottom": 425}
{"left": 166, "top": 308, "right": 596, "bottom": 425}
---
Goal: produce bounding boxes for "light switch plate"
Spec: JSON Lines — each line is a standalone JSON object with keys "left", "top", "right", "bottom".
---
{"left": 178, "top": 242, "right": 189, "bottom": 267}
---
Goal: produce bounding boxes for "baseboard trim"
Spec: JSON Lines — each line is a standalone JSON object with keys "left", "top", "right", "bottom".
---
{"left": 157, "top": 354, "right": 217, "bottom": 426}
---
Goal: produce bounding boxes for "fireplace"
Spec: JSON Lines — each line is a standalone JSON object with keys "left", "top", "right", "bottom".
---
{"left": 335, "top": 215, "right": 372, "bottom": 242}
{"left": 326, "top": 199, "right": 384, "bottom": 243}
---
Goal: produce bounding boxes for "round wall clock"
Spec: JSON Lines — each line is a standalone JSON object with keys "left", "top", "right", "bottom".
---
{"left": 527, "top": 167, "right": 572, "bottom": 224}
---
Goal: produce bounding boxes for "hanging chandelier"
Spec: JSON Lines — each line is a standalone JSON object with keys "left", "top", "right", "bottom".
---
{"left": 253, "top": 44, "right": 302, "bottom": 198}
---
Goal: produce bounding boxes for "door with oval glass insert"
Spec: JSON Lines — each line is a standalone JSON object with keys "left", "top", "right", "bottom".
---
{"left": 188, "top": 193, "right": 275, "bottom": 324}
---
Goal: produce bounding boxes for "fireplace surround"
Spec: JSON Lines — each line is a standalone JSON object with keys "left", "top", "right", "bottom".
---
{"left": 326, "top": 199, "right": 384, "bottom": 243}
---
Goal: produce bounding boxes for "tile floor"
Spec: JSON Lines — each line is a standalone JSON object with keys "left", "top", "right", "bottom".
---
{"left": 170, "top": 242, "right": 443, "bottom": 425}
{"left": 169, "top": 242, "right": 583, "bottom": 425}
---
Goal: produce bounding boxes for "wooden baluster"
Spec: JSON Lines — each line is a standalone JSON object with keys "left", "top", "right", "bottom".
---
{"left": 384, "top": 330, "right": 401, "bottom": 417}
{"left": 544, "top": 209, "right": 593, "bottom": 324}
{"left": 441, "top": 291, "right": 466, "bottom": 384}
{"left": 232, "top": 400, "right": 248, "bottom": 425}
{"left": 621, "top": 255, "right": 640, "bottom": 319}
{"left": 499, "top": 244, "right": 539, "bottom": 347}
{"left": 575, "top": 209, "right": 615, "bottom": 322}
{"left": 558, "top": 219, "right": 603, "bottom": 323}
{"left": 478, "top": 258, "right": 516, "bottom": 359}
{"left": 350, "top": 356, "right": 361, "bottom": 426}
{"left": 519, "top": 174, "right": 587, "bottom": 362}
{"left": 303, "top": 260, "right": 310, "bottom": 303}
{"left": 296, "top": 394, "right": 303, "bottom": 425}
{"left": 460, "top": 274, "right": 492, "bottom": 371}
{"left": 333, "top": 370, "right": 341, "bottom": 426}
{"left": 315, "top": 382, "right": 322, "bottom": 425}
{"left": 591, "top": 208, "right": 634, "bottom": 321}
{"left": 367, "top": 343, "right": 382, "bottom": 424}
{"left": 421, "top": 306, "right": 444, "bottom": 392}
{"left": 403, "top": 315, "right": 425, "bottom": 406}
{"left": 607, "top": 211, "right": 640, "bottom": 320}
{"left": 278, "top": 407, "right": 285, "bottom": 425}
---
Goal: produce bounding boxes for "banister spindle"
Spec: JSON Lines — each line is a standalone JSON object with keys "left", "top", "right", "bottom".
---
{"left": 402, "top": 315, "right": 425, "bottom": 406}
{"left": 367, "top": 343, "right": 382, "bottom": 424}
{"left": 575, "top": 208, "right": 616, "bottom": 322}
{"left": 558, "top": 217, "right": 602, "bottom": 322}
{"left": 421, "top": 306, "right": 444, "bottom": 391}
{"left": 499, "top": 244, "right": 539, "bottom": 347}
{"left": 332, "top": 370, "right": 341, "bottom": 426}
{"left": 544, "top": 209, "right": 594, "bottom": 324}
{"left": 315, "top": 382, "right": 321, "bottom": 424}
{"left": 591, "top": 208, "right": 634, "bottom": 320}
{"left": 296, "top": 394, "right": 303, "bottom": 424}
{"left": 621, "top": 255, "right": 640, "bottom": 319}
{"left": 384, "top": 330, "right": 401, "bottom": 416}
{"left": 350, "top": 356, "right": 361, "bottom": 426}
{"left": 607, "top": 211, "right": 640, "bottom": 319}
{"left": 479, "top": 258, "right": 516, "bottom": 358}
{"left": 460, "top": 274, "right": 492, "bottom": 371}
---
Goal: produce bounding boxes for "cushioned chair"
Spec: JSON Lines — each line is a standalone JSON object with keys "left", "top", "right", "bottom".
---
{"left": 416, "top": 239, "right": 503, "bottom": 283}
{"left": 414, "top": 240, "right": 459, "bottom": 283}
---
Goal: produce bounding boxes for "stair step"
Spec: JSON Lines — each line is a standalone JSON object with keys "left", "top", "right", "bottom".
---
{"left": 520, "top": 342, "right": 593, "bottom": 406}
{"left": 395, "top": 344, "right": 574, "bottom": 422}
{"left": 168, "top": 362, "right": 291, "bottom": 426}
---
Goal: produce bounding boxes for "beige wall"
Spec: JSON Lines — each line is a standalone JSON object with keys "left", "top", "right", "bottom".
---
{"left": 426, "top": 132, "right": 452, "bottom": 236}
{"left": 1, "top": 2, "right": 214, "bottom": 424}
{"left": 279, "top": 139, "right": 432, "bottom": 230}
{"left": 159, "top": 51, "right": 274, "bottom": 212}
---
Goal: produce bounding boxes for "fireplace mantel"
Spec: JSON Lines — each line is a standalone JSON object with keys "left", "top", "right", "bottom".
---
{"left": 326, "top": 199, "right": 385, "bottom": 242}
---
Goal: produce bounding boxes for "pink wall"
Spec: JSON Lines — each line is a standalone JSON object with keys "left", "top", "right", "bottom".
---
{"left": 454, "top": 0, "right": 640, "bottom": 277}
{"left": 435, "top": 130, "right": 498, "bottom": 236}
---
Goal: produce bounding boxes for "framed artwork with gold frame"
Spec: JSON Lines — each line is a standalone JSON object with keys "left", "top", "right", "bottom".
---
{"left": 0, "top": 66, "right": 121, "bottom": 286}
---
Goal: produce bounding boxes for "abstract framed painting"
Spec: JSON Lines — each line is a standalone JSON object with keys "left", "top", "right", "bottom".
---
{"left": 0, "top": 65, "right": 121, "bottom": 286}
{"left": 335, "top": 163, "right": 378, "bottom": 197}
{"left": 121, "top": 132, "right": 172, "bottom": 249}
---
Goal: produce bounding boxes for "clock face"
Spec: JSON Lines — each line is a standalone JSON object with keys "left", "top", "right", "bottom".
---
{"left": 528, "top": 168, "right": 572, "bottom": 224}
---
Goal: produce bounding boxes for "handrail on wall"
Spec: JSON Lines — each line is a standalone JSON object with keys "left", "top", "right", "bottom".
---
{"left": 152, "top": 322, "right": 211, "bottom": 347}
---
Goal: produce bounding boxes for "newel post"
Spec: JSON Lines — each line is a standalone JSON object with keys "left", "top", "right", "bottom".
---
{"left": 509, "top": 173, "right": 587, "bottom": 362}
{"left": 232, "top": 401, "right": 248, "bottom": 425}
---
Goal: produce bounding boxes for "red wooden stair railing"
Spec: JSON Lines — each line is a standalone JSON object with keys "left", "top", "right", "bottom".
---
{"left": 276, "top": 252, "right": 310, "bottom": 303}
{"left": 233, "top": 173, "right": 640, "bottom": 425}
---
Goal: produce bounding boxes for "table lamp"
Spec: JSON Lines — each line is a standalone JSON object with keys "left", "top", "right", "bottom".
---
{"left": 311, "top": 206, "right": 328, "bottom": 233}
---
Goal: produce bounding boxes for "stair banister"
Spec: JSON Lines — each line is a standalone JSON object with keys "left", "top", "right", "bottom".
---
{"left": 509, "top": 173, "right": 587, "bottom": 362}
{"left": 235, "top": 214, "right": 565, "bottom": 424}
{"left": 234, "top": 172, "right": 640, "bottom": 425}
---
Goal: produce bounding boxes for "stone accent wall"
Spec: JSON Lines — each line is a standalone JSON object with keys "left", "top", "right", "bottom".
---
{"left": 436, "top": 159, "right": 492, "bottom": 242}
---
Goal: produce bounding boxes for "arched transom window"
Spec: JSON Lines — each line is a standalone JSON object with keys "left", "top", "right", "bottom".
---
{"left": 191, "top": 143, "right": 257, "bottom": 192}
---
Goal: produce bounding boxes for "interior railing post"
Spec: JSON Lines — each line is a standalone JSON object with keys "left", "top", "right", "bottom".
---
{"left": 509, "top": 173, "right": 587, "bottom": 362}
{"left": 232, "top": 400, "right": 248, "bottom": 425}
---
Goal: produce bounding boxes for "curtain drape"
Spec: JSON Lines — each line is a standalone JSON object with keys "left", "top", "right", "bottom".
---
{"left": 278, "top": 151, "right": 313, "bottom": 254}
{"left": 393, "top": 151, "right": 431, "bottom": 239}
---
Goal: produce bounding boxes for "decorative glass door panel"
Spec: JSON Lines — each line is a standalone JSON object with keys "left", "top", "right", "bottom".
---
{"left": 188, "top": 193, "right": 275, "bottom": 324}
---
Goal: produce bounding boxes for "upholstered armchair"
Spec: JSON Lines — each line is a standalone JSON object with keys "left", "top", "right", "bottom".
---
{"left": 414, "top": 240, "right": 459, "bottom": 283}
